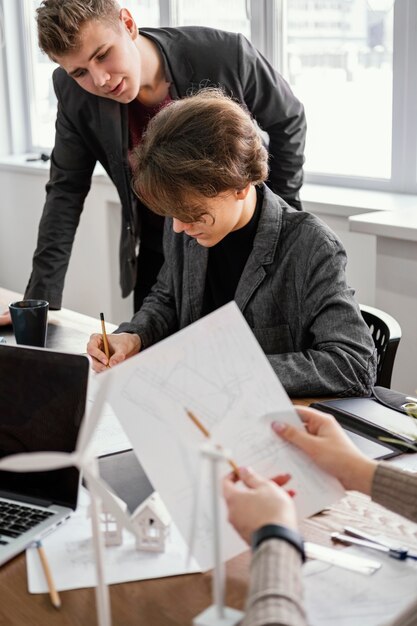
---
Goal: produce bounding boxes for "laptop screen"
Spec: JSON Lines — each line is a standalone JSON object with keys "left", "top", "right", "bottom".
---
{"left": 0, "top": 345, "right": 89, "bottom": 509}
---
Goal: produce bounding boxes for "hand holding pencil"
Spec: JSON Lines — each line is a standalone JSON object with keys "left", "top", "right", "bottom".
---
{"left": 86, "top": 315, "right": 142, "bottom": 373}
{"left": 99, "top": 312, "right": 110, "bottom": 366}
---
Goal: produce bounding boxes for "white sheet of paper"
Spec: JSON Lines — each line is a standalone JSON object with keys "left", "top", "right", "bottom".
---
{"left": 104, "top": 302, "right": 344, "bottom": 571}
{"left": 303, "top": 546, "right": 417, "bottom": 625}
{"left": 86, "top": 373, "right": 132, "bottom": 457}
{"left": 27, "top": 488, "right": 200, "bottom": 593}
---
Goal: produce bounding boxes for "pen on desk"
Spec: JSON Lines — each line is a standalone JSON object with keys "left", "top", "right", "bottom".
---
{"left": 100, "top": 312, "right": 110, "bottom": 365}
{"left": 185, "top": 408, "right": 240, "bottom": 477}
{"left": 331, "top": 532, "right": 409, "bottom": 560}
{"left": 35, "top": 540, "right": 61, "bottom": 609}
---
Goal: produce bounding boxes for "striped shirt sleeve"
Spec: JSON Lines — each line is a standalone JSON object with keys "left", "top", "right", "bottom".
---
{"left": 241, "top": 538, "right": 307, "bottom": 626}
{"left": 372, "top": 462, "right": 417, "bottom": 523}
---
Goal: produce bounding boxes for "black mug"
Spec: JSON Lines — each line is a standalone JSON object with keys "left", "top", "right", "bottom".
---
{"left": 9, "top": 300, "right": 49, "bottom": 347}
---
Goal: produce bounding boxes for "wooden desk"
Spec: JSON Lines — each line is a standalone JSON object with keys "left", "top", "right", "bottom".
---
{"left": 1, "top": 287, "right": 417, "bottom": 625}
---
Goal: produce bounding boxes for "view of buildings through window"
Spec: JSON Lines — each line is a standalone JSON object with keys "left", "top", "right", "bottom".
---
{"left": 286, "top": 0, "right": 393, "bottom": 179}
{"left": 26, "top": 0, "right": 396, "bottom": 185}
{"left": 179, "top": 0, "right": 250, "bottom": 37}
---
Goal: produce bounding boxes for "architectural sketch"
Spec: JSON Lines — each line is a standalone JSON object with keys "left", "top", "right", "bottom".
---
{"left": 107, "top": 302, "right": 344, "bottom": 571}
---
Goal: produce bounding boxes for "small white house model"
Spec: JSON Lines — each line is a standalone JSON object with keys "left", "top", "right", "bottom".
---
{"left": 88, "top": 495, "right": 128, "bottom": 547}
{"left": 131, "top": 492, "right": 171, "bottom": 553}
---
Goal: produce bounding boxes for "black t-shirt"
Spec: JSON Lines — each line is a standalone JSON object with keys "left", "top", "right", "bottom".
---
{"left": 202, "top": 186, "right": 262, "bottom": 315}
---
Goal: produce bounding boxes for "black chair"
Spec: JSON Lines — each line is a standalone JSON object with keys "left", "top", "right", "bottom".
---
{"left": 360, "top": 304, "right": 401, "bottom": 389}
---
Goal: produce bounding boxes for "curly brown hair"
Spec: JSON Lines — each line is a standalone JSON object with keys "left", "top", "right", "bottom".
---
{"left": 36, "top": 0, "right": 120, "bottom": 60}
{"left": 131, "top": 89, "right": 269, "bottom": 223}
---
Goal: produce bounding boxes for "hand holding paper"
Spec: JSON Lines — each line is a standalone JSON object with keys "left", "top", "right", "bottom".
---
{"left": 273, "top": 406, "right": 378, "bottom": 494}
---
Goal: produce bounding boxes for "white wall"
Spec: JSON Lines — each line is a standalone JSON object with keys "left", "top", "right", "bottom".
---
{"left": 0, "top": 162, "right": 132, "bottom": 325}
{"left": 374, "top": 238, "right": 417, "bottom": 394}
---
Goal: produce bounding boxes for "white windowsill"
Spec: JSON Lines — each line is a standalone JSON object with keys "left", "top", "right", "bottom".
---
{"left": 0, "top": 153, "right": 109, "bottom": 181}
{"left": 302, "top": 184, "right": 417, "bottom": 242}
{"left": 349, "top": 208, "right": 417, "bottom": 242}
{"left": 302, "top": 183, "right": 417, "bottom": 217}
{"left": 1, "top": 155, "right": 417, "bottom": 240}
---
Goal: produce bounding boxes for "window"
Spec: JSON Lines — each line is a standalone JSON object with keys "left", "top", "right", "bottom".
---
{"left": 177, "top": 0, "right": 250, "bottom": 38}
{"left": 124, "top": 0, "right": 160, "bottom": 26}
{"left": 286, "top": 0, "right": 393, "bottom": 180}
{"left": 26, "top": 0, "right": 58, "bottom": 149}
{"left": 5, "top": 0, "right": 417, "bottom": 194}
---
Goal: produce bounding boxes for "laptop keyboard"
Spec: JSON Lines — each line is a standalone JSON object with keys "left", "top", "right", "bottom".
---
{"left": 0, "top": 501, "right": 54, "bottom": 544}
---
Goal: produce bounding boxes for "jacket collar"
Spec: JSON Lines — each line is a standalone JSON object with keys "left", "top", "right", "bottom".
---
{"left": 139, "top": 28, "right": 194, "bottom": 98}
{"left": 183, "top": 184, "right": 285, "bottom": 317}
{"left": 98, "top": 98, "right": 134, "bottom": 225}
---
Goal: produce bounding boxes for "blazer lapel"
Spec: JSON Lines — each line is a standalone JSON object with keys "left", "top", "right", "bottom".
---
{"left": 98, "top": 99, "right": 132, "bottom": 217}
{"left": 235, "top": 185, "right": 282, "bottom": 311}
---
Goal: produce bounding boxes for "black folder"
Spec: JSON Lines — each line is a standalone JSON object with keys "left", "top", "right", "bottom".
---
{"left": 311, "top": 390, "right": 417, "bottom": 454}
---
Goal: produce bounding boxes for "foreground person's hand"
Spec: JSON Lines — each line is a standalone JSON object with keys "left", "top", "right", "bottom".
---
{"left": 273, "top": 406, "right": 377, "bottom": 494}
{"left": 223, "top": 467, "right": 297, "bottom": 544}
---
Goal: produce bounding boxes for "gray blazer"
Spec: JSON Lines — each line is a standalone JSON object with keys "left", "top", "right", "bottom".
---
{"left": 117, "top": 185, "right": 376, "bottom": 397}
{"left": 24, "top": 26, "right": 305, "bottom": 308}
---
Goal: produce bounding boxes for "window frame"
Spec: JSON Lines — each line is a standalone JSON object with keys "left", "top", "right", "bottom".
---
{"left": 4, "top": 0, "right": 417, "bottom": 195}
{"left": 2, "top": 0, "right": 32, "bottom": 154}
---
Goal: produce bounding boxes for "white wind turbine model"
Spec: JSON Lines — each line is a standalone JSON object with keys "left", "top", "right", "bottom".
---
{"left": 0, "top": 374, "right": 137, "bottom": 626}
{"left": 188, "top": 440, "right": 244, "bottom": 626}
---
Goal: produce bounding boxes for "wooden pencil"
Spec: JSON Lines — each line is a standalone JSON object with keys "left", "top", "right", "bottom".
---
{"left": 185, "top": 408, "right": 240, "bottom": 477}
{"left": 99, "top": 312, "right": 110, "bottom": 365}
{"left": 36, "top": 541, "right": 61, "bottom": 609}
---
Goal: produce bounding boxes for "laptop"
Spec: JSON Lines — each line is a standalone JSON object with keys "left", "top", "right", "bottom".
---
{"left": 0, "top": 344, "right": 89, "bottom": 565}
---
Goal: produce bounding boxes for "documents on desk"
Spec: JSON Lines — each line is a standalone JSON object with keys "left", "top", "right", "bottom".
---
{"left": 27, "top": 302, "right": 344, "bottom": 593}
{"left": 26, "top": 488, "right": 200, "bottom": 593}
{"left": 304, "top": 546, "right": 417, "bottom": 626}
{"left": 86, "top": 373, "right": 132, "bottom": 457}
{"left": 104, "top": 302, "right": 344, "bottom": 571}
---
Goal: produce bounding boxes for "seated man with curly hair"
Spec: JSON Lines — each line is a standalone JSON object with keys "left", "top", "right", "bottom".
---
{"left": 87, "top": 89, "right": 376, "bottom": 397}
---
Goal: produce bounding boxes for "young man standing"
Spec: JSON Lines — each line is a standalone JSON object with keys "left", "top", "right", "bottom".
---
{"left": 0, "top": 0, "right": 306, "bottom": 325}
{"left": 87, "top": 89, "right": 376, "bottom": 397}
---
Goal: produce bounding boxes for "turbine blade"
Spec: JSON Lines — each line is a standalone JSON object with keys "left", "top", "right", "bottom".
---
{"left": 0, "top": 451, "right": 74, "bottom": 472}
